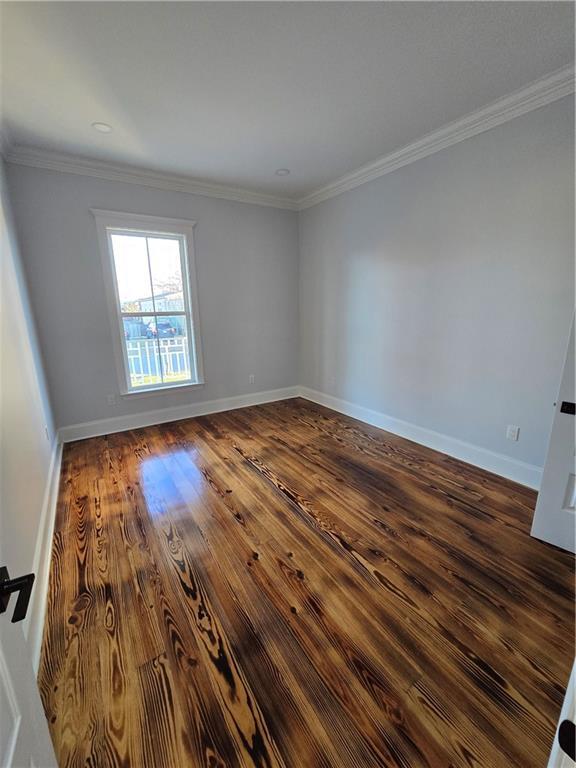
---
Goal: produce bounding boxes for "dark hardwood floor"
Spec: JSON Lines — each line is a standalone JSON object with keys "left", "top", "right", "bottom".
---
{"left": 39, "top": 398, "right": 574, "bottom": 767}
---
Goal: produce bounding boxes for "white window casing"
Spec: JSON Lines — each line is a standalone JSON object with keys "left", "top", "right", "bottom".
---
{"left": 92, "top": 209, "right": 204, "bottom": 396}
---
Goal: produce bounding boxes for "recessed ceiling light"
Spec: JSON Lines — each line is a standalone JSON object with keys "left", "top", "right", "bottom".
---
{"left": 92, "top": 122, "right": 112, "bottom": 134}
{"left": 275, "top": 168, "right": 290, "bottom": 176}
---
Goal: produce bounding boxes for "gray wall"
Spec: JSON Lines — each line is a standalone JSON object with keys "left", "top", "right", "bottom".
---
{"left": 1, "top": 159, "right": 55, "bottom": 575}
{"left": 299, "top": 97, "right": 574, "bottom": 468}
{"left": 6, "top": 167, "right": 300, "bottom": 429}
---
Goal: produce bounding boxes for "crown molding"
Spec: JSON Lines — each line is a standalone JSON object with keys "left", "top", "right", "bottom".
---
{"left": 3, "top": 65, "right": 573, "bottom": 212}
{"left": 297, "top": 64, "right": 575, "bottom": 210}
{"left": 3, "top": 145, "right": 299, "bottom": 210}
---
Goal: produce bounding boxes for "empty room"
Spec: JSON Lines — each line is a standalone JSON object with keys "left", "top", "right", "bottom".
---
{"left": 0, "top": 2, "right": 574, "bottom": 767}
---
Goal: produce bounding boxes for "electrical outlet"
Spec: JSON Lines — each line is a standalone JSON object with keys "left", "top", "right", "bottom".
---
{"left": 506, "top": 425, "right": 520, "bottom": 442}
{"left": 249, "top": 374, "right": 255, "bottom": 385}
{"left": 107, "top": 394, "right": 117, "bottom": 407}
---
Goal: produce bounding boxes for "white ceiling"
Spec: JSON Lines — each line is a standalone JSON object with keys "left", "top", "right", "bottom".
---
{"left": 1, "top": 2, "right": 574, "bottom": 200}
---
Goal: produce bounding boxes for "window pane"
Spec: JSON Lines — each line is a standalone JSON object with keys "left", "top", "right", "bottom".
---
{"left": 156, "top": 315, "right": 192, "bottom": 384}
{"left": 122, "top": 316, "right": 162, "bottom": 389}
{"left": 111, "top": 234, "right": 154, "bottom": 313}
{"left": 147, "top": 237, "right": 185, "bottom": 312}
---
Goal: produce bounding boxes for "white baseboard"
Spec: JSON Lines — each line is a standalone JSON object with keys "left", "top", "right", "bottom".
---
{"left": 298, "top": 386, "right": 543, "bottom": 490}
{"left": 23, "top": 439, "right": 63, "bottom": 674}
{"left": 58, "top": 384, "right": 543, "bottom": 488}
{"left": 58, "top": 386, "right": 300, "bottom": 443}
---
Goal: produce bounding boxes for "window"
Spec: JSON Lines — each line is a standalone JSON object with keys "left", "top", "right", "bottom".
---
{"left": 93, "top": 210, "right": 203, "bottom": 394}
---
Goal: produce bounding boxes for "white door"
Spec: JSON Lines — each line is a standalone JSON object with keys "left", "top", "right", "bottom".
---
{"left": 0, "top": 559, "right": 57, "bottom": 767}
{"left": 531, "top": 320, "right": 575, "bottom": 553}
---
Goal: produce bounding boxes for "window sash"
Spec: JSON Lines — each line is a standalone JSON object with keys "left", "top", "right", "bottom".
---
{"left": 120, "top": 311, "right": 187, "bottom": 318}
{"left": 108, "top": 229, "right": 197, "bottom": 391}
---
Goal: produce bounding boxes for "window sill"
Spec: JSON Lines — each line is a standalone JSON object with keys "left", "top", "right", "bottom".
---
{"left": 120, "top": 380, "right": 205, "bottom": 399}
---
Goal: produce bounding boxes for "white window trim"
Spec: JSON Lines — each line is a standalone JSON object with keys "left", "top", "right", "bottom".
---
{"left": 92, "top": 208, "right": 205, "bottom": 396}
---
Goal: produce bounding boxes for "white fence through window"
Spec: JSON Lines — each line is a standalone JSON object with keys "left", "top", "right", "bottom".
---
{"left": 126, "top": 338, "right": 191, "bottom": 386}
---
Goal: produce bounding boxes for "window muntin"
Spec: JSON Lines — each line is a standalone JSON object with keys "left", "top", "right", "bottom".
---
{"left": 104, "top": 225, "right": 201, "bottom": 393}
